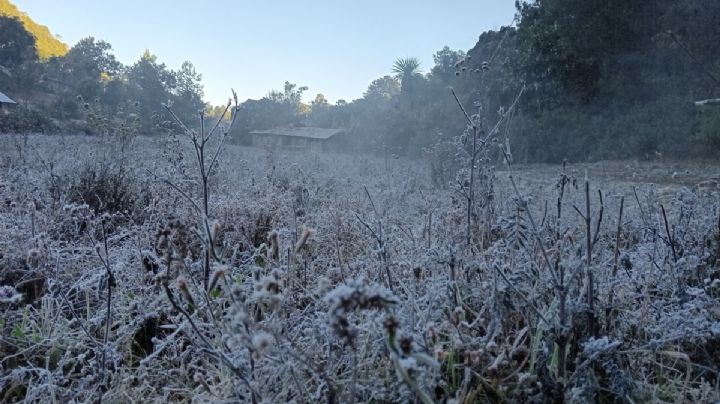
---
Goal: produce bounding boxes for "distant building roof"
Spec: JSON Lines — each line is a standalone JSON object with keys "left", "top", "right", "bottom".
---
{"left": 0, "top": 91, "right": 16, "bottom": 104}
{"left": 696, "top": 98, "right": 720, "bottom": 106}
{"left": 250, "top": 126, "right": 344, "bottom": 140}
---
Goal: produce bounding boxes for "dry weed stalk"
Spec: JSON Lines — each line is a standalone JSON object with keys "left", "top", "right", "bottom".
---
{"left": 158, "top": 91, "right": 240, "bottom": 290}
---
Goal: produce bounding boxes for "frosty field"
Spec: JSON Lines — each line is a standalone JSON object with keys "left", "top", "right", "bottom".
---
{"left": 1, "top": 133, "right": 719, "bottom": 403}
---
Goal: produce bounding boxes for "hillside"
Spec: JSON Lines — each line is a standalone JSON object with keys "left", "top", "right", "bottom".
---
{"left": 0, "top": 0, "right": 67, "bottom": 58}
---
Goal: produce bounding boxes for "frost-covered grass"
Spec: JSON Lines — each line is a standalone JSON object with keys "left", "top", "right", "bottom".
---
{"left": 1, "top": 133, "right": 719, "bottom": 403}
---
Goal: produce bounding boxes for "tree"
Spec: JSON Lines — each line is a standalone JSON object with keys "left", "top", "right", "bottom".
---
{"left": 307, "top": 93, "right": 333, "bottom": 127}
{"left": 232, "top": 81, "right": 310, "bottom": 137}
{"left": 0, "top": 15, "right": 37, "bottom": 68}
{"left": 364, "top": 76, "right": 400, "bottom": 101}
{"left": 64, "top": 37, "right": 121, "bottom": 78}
{"left": 515, "top": 0, "right": 651, "bottom": 102}
{"left": 431, "top": 46, "right": 465, "bottom": 82}
{"left": 391, "top": 57, "right": 422, "bottom": 97}
{"left": 127, "top": 50, "right": 177, "bottom": 127}
{"left": 266, "top": 81, "right": 309, "bottom": 121}
{"left": 172, "top": 61, "right": 205, "bottom": 121}
{"left": 175, "top": 61, "right": 203, "bottom": 99}
{"left": 47, "top": 37, "right": 122, "bottom": 101}
{"left": 311, "top": 93, "right": 328, "bottom": 107}
{"left": 268, "top": 81, "right": 308, "bottom": 105}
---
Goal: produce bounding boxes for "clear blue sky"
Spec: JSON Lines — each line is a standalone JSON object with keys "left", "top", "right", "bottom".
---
{"left": 15, "top": 1, "right": 516, "bottom": 105}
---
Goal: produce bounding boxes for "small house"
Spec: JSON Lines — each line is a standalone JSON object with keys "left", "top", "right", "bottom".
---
{"left": 0, "top": 90, "right": 16, "bottom": 112}
{"left": 249, "top": 126, "right": 345, "bottom": 152}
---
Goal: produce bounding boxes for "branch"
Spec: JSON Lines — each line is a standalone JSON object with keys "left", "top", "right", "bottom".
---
{"left": 450, "top": 87, "right": 474, "bottom": 127}
{"left": 204, "top": 101, "right": 231, "bottom": 143}
{"left": 163, "top": 103, "right": 197, "bottom": 140}
{"left": 482, "top": 85, "right": 526, "bottom": 143}
{"left": 145, "top": 168, "right": 202, "bottom": 214}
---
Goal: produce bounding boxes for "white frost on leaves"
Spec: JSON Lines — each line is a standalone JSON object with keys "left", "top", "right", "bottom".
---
{"left": 251, "top": 332, "right": 273, "bottom": 353}
{"left": 0, "top": 285, "right": 22, "bottom": 304}
{"left": 398, "top": 357, "right": 419, "bottom": 372}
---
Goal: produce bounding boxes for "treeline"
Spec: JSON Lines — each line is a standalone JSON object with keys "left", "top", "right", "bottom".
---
{"left": 0, "top": 13, "right": 205, "bottom": 134}
{"left": 237, "top": 0, "right": 720, "bottom": 161}
{"left": 508, "top": 0, "right": 720, "bottom": 161}
{"left": 2, "top": 0, "right": 719, "bottom": 162}
{"left": 318, "top": 0, "right": 720, "bottom": 162}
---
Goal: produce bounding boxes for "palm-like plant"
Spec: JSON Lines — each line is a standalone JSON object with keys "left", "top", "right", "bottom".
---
{"left": 392, "top": 57, "right": 422, "bottom": 78}
{"left": 392, "top": 57, "right": 420, "bottom": 78}
{"left": 391, "top": 57, "right": 422, "bottom": 97}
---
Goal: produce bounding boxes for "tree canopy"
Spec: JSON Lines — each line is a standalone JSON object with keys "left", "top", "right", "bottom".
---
{"left": 0, "top": 0, "right": 67, "bottom": 58}
{"left": 0, "top": 15, "right": 37, "bottom": 67}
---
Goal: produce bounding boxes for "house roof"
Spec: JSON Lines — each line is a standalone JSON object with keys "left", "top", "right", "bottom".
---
{"left": 696, "top": 98, "right": 720, "bottom": 106}
{"left": 0, "top": 91, "right": 16, "bottom": 104}
{"left": 250, "top": 126, "right": 344, "bottom": 140}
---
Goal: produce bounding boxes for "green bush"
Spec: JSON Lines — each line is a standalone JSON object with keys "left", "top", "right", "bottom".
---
{"left": 0, "top": 106, "right": 56, "bottom": 133}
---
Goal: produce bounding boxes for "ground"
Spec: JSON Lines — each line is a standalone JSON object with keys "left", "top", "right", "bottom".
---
{"left": 0, "top": 133, "right": 719, "bottom": 403}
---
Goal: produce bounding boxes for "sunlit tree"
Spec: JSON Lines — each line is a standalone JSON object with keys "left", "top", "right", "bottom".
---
{"left": 0, "top": 16, "right": 37, "bottom": 68}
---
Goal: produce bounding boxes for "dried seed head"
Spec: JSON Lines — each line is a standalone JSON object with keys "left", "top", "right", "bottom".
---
{"left": 0, "top": 285, "right": 22, "bottom": 304}
{"left": 176, "top": 276, "right": 195, "bottom": 308}
{"left": 270, "top": 268, "right": 285, "bottom": 281}
{"left": 210, "top": 220, "right": 222, "bottom": 244}
{"left": 208, "top": 266, "right": 227, "bottom": 292}
{"left": 451, "top": 306, "right": 466, "bottom": 324}
{"left": 384, "top": 315, "right": 399, "bottom": 335}
{"left": 142, "top": 251, "right": 159, "bottom": 273}
{"left": 253, "top": 270, "right": 285, "bottom": 304}
{"left": 252, "top": 332, "right": 273, "bottom": 353}
{"left": 26, "top": 248, "right": 43, "bottom": 269}
{"left": 267, "top": 230, "right": 279, "bottom": 260}
{"left": 295, "top": 227, "right": 314, "bottom": 253}
{"left": 399, "top": 335, "right": 413, "bottom": 355}
{"left": 153, "top": 270, "right": 168, "bottom": 287}
{"left": 426, "top": 323, "right": 437, "bottom": 342}
{"left": 315, "top": 276, "right": 332, "bottom": 296}
{"left": 193, "top": 372, "right": 211, "bottom": 392}
{"left": 176, "top": 276, "right": 188, "bottom": 291}
{"left": 325, "top": 280, "right": 398, "bottom": 346}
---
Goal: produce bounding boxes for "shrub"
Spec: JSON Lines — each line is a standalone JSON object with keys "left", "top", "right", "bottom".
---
{"left": 0, "top": 106, "right": 56, "bottom": 133}
{"left": 66, "top": 163, "right": 149, "bottom": 214}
